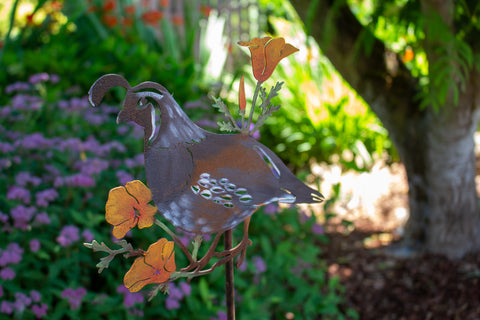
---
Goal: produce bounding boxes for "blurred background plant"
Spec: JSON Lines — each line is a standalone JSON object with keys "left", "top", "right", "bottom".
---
{"left": 0, "top": 0, "right": 400, "bottom": 319}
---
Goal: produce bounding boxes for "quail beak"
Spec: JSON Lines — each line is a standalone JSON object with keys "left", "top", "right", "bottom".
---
{"left": 311, "top": 192, "right": 325, "bottom": 203}
{"left": 116, "top": 109, "right": 131, "bottom": 124}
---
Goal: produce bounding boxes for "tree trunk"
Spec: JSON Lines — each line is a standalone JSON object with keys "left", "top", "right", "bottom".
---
{"left": 289, "top": 0, "right": 480, "bottom": 258}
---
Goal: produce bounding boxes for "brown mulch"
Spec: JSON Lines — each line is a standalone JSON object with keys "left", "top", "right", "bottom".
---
{"left": 321, "top": 226, "right": 480, "bottom": 320}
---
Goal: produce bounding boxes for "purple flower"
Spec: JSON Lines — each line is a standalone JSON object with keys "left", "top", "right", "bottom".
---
{"left": 62, "top": 173, "right": 96, "bottom": 188}
{"left": 165, "top": 283, "right": 185, "bottom": 310}
{"left": 169, "top": 284, "right": 184, "bottom": 301}
{"left": 10, "top": 205, "right": 36, "bottom": 230}
{"left": 57, "top": 225, "right": 80, "bottom": 247}
{"left": 5, "top": 81, "right": 30, "bottom": 94}
{"left": 238, "top": 260, "right": 247, "bottom": 272}
{"left": 31, "top": 303, "right": 48, "bottom": 319}
{"left": 312, "top": 223, "right": 324, "bottom": 235}
{"left": 0, "top": 267, "right": 16, "bottom": 280}
{"left": 0, "top": 212, "right": 8, "bottom": 223}
{"left": 15, "top": 172, "right": 41, "bottom": 187}
{"left": 15, "top": 132, "right": 52, "bottom": 150}
{"left": 82, "top": 229, "right": 95, "bottom": 242}
{"left": 75, "top": 158, "right": 109, "bottom": 176}
{"left": 29, "top": 73, "right": 50, "bottom": 84}
{"left": 34, "top": 212, "right": 51, "bottom": 225}
{"left": 179, "top": 282, "right": 191, "bottom": 296}
{"left": 35, "top": 189, "right": 59, "bottom": 207}
{"left": 116, "top": 170, "right": 134, "bottom": 185}
{"left": 117, "top": 285, "right": 144, "bottom": 308}
{"left": 125, "top": 154, "right": 145, "bottom": 168}
{"left": 30, "top": 290, "right": 41, "bottom": 303}
{"left": 117, "top": 125, "right": 130, "bottom": 135}
{"left": 0, "top": 243, "right": 24, "bottom": 266}
{"left": 263, "top": 203, "right": 278, "bottom": 215}
{"left": 61, "top": 287, "right": 87, "bottom": 310}
{"left": 30, "top": 239, "right": 41, "bottom": 252}
{"left": 211, "top": 311, "right": 228, "bottom": 320}
{"left": 0, "top": 301, "right": 13, "bottom": 314}
{"left": 0, "top": 142, "right": 14, "bottom": 153}
{"left": 50, "top": 74, "right": 60, "bottom": 83}
{"left": 13, "top": 292, "right": 32, "bottom": 312}
{"left": 7, "top": 186, "right": 31, "bottom": 204}
{"left": 252, "top": 256, "right": 267, "bottom": 274}
{"left": 165, "top": 296, "right": 180, "bottom": 310}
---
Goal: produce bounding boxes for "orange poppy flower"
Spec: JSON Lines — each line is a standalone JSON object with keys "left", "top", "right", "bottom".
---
{"left": 105, "top": 180, "right": 157, "bottom": 239}
{"left": 102, "top": 15, "right": 118, "bottom": 28}
{"left": 142, "top": 10, "right": 163, "bottom": 26}
{"left": 402, "top": 47, "right": 414, "bottom": 63}
{"left": 200, "top": 4, "right": 212, "bottom": 17}
{"left": 172, "top": 14, "right": 184, "bottom": 26}
{"left": 239, "top": 75, "right": 246, "bottom": 111}
{"left": 238, "top": 37, "right": 299, "bottom": 83}
{"left": 103, "top": 0, "right": 116, "bottom": 12}
{"left": 125, "top": 5, "right": 135, "bottom": 15}
{"left": 124, "top": 238, "right": 176, "bottom": 292}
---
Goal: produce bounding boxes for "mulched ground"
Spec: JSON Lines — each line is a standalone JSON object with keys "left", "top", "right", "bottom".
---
{"left": 320, "top": 225, "right": 480, "bottom": 320}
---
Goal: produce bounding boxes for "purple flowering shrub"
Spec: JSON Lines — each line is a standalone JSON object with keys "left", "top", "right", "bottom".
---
{"left": 0, "top": 74, "right": 350, "bottom": 320}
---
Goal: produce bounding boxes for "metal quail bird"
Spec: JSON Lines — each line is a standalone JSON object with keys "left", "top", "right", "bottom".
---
{"left": 89, "top": 74, "right": 323, "bottom": 234}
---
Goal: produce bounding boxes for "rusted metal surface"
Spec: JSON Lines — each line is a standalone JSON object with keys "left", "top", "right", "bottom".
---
{"left": 89, "top": 74, "right": 323, "bottom": 235}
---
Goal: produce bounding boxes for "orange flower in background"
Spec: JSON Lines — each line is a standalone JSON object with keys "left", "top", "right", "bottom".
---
{"left": 102, "top": 15, "right": 118, "bottom": 28}
{"left": 125, "top": 5, "right": 135, "bottom": 15}
{"left": 26, "top": 13, "right": 35, "bottom": 26}
{"left": 159, "top": 0, "right": 170, "bottom": 7}
{"left": 238, "top": 37, "right": 299, "bottom": 83}
{"left": 123, "top": 17, "right": 133, "bottom": 27}
{"left": 172, "top": 14, "right": 184, "bottom": 26}
{"left": 124, "top": 238, "right": 176, "bottom": 292}
{"left": 200, "top": 4, "right": 212, "bottom": 17}
{"left": 239, "top": 75, "right": 246, "bottom": 111}
{"left": 105, "top": 180, "right": 157, "bottom": 239}
{"left": 402, "top": 47, "right": 414, "bottom": 63}
{"left": 103, "top": 0, "right": 116, "bottom": 12}
{"left": 142, "top": 10, "right": 163, "bottom": 26}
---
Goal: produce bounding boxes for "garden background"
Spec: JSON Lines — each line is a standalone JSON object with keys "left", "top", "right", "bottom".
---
{"left": 1, "top": 0, "right": 479, "bottom": 319}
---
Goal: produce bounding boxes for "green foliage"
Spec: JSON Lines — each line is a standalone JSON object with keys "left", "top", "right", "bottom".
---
{"left": 251, "top": 14, "right": 393, "bottom": 171}
{"left": 0, "top": 0, "right": 216, "bottom": 103}
{"left": 349, "top": 0, "right": 480, "bottom": 111}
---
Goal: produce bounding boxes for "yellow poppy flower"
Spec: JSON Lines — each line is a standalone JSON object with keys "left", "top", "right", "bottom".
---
{"left": 238, "top": 37, "right": 299, "bottom": 83}
{"left": 124, "top": 238, "right": 176, "bottom": 292}
{"left": 105, "top": 180, "right": 157, "bottom": 239}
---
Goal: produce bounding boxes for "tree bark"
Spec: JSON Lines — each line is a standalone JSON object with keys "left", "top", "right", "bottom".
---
{"left": 289, "top": 0, "right": 480, "bottom": 258}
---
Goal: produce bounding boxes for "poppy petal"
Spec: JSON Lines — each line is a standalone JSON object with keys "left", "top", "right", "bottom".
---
{"left": 125, "top": 180, "right": 152, "bottom": 205}
{"left": 124, "top": 256, "right": 155, "bottom": 292}
{"left": 137, "top": 204, "right": 157, "bottom": 229}
{"left": 105, "top": 187, "right": 136, "bottom": 225}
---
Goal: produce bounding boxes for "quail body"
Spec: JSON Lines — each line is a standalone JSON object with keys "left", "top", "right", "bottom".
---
{"left": 89, "top": 74, "right": 323, "bottom": 234}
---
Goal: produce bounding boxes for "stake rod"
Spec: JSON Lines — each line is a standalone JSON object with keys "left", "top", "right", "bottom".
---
{"left": 224, "top": 229, "right": 235, "bottom": 320}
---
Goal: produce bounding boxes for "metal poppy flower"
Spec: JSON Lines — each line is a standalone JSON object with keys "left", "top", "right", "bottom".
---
{"left": 238, "top": 37, "right": 299, "bottom": 83}
{"left": 105, "top": 180, "right": 157, "bottom": 239}
{"left": 123, "top": 238, "right": 176, "bottom": 292}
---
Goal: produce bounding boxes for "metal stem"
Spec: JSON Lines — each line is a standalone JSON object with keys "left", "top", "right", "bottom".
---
{"left": 224, "top": 229, "right": 235, "bottom": 320}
